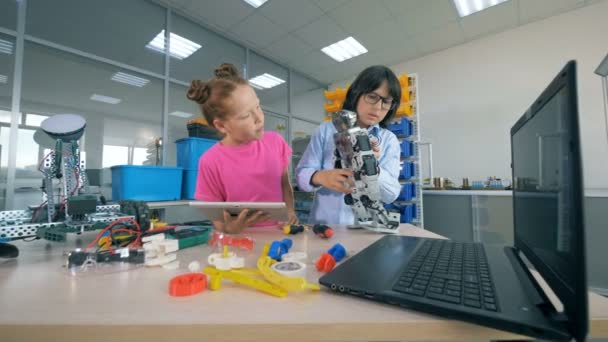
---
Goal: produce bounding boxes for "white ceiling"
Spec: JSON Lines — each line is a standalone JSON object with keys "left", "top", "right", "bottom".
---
{"left": 156, "top": 0, "right": 605, "bottom": 84}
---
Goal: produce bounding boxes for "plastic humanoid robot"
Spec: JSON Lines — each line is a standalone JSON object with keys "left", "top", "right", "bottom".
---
{"left": 331, "top": 110, "right": 400, "bottom": 233}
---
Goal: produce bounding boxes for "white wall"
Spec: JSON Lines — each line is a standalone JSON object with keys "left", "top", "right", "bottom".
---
{"left": 333, "top": 2, "right": 608, "bottom": 190}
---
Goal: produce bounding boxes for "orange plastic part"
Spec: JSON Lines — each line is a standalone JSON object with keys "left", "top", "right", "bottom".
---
{"left": 209, "top": 232, "right": 254, "bottom": 251}
{"left": 316, "top": 253, "right": 336, "bottom": 272}
{"left": 169, "top": 273, "right": 207, "bottom": 296}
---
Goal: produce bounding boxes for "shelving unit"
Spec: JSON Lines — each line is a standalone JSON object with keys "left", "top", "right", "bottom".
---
{"left": 387, "top": 73, "right": 424, "bottom": 228}
{"left": 319, "top": 73, "right": 424, "bottom": 228}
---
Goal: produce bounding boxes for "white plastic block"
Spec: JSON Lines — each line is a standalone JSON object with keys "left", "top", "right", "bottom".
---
{"left": 142, "top": 233, "right": 165, "bottom": 243}
{"left": 159, "top": 239, "right": 179, "bottom": 254}
{"left": 162, "top": 260, "right": 180, "bottom": 270}
{"left": 145, "top": 253, "right": 177, "bottom": 267}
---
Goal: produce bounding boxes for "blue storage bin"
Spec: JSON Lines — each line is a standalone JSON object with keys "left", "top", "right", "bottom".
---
{"left": 387, "top": 119, "right": 412, "bottom": 137}
{"left": 181, "top": 169, "right": 198, "bottom": 200}
{"left": 400, "top": 141, "right": 414, "bottom": 158}
{"left": 175, "top": 137, "right": 218, "bottom": 170}
{"left": 397, "top": 183, "right": 417, "bottom": 201}
{"left": 399, "top": 161, "right": 415, "bottom": 179}
{"left": 401, "top": 204, "right": 414, "bottom": 223}
{"left": 397, "top": 183, "right": 409, "bottom": 201}
{"left": 111, "top": 165, "right": 183, "bottom": 201}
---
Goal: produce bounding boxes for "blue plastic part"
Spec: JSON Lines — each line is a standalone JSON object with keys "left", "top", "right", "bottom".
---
{"left": 327, "top": 243, "right": 346, "bottom": 262}
{"left": 267, "top": 238, "right": 293, "bottom": 261}
{"left": 175, "top": 137, "right": 218, "bottom": 170}
{"left": 400, "top": 141, "right": 414, "bottom": 158}
{"left": 181, "top": 169, "right": 198, "bottom": 199}
{"left": 387, "top": 119, "right": 412, "bottom": 137}
{"left": 399, "top": 204, "right": 414, "bottom": 223}
{"left": 111, "top": 165, "right": 183, "bottom": 201}
{"left": 399, "top": 161, "right": 415, "bottom": 179}
{"left": 397, "top": 183, "right": 417, "bottom": 201}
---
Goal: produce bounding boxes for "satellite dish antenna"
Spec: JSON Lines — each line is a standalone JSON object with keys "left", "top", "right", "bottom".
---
{"left": 33, "top": 128, "right": 56, "bottom": 149}
{"left": 40, "top": 114, "right": 86, "bottom": 142}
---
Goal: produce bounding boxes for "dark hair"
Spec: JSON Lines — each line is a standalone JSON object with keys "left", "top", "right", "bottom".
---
{"left": 342, "top": 65, "right": 401, "bottom": 128}
{"left": 186, "top": 63, "right": 248, "bottom": 128}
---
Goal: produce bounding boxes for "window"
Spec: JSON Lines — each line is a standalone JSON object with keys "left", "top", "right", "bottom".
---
{"left": 249, "top": 52, "right": 288, "bottom": 113}
{"left": 167, "top": 82, "right": 200, "bottom": 167}
{"left": 26, "top": 0, "right": 166, "bottom": 73}
{"left": 265, "top": 111, "right": 289, "bottom": 143}
{"left": 102, "top": 145, "right": 128, "bottom": 168}
{"left": 291, "top": 117, "right": 320, "bottom": 172}
{"left": 0, "top": 1, "right": 17, "bottom": 30}
{"left": 21, "top": 41, "right": 163, "bottom": 183}
{"left": 291, "top": 71, "right": 326, "bottom": 122}
{"left": 0, "top": 33, "right": 15, "bottom": 209}
{"left": 132, "top": 147, "right": 148, "bottom": 166}
{"left": 25, "top": 113, "right": 48, "bottom": 127}
{"left": 170, "top": 13, "right": 246, "bottom": 83}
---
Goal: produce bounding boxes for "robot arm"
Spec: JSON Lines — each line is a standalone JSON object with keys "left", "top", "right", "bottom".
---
{"left": 332, "top": 110, "right": 400, "bottom": 233}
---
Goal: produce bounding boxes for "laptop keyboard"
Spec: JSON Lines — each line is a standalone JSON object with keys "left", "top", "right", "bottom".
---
{"left": 392, "top": 239, "right": 499, "bottom": 312}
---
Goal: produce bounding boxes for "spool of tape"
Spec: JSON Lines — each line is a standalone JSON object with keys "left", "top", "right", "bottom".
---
{"left": 281, "top": 252, "right": 307, "bottom": 262}
{"left": 271, "top": 261, "right": 306, "bottom": 278}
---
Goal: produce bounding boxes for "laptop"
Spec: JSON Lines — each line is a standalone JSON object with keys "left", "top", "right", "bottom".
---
{"left": 319, "top": 61, "right": 587, "bottom": 342}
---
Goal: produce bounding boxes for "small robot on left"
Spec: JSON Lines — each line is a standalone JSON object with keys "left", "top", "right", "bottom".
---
{"left": 0, "top": 114, "right": 136, "bottom": 258}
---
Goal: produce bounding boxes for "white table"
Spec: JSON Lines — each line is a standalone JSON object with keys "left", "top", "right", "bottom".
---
{"left": 1, "top": 224, "right": 607, "bottom": 342}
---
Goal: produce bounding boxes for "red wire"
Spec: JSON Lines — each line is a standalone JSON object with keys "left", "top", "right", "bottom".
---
{"left": 85, "top": 217, "right": 141, "bottom": 251}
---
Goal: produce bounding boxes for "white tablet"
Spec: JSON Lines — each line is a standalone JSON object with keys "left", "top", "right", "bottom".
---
{"left": 189, "top": 201, "right": 288, "bottom": 222}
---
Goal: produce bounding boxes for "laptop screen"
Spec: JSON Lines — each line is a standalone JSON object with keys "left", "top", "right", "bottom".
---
{"left": 510, "top": 61, "right": 586, "bottom": 339}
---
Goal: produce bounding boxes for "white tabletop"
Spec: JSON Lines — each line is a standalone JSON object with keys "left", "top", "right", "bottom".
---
{"left": 1, "top": 224, "right": 607, "bottom": 342}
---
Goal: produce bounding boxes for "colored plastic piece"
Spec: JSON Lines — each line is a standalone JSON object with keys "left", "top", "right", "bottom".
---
{"left": 328, "top": 243, "right": 346, "bottom": 262}
{"left": 208, "top": 231, "right": 254, "bottom": 251}
{"left": 396, "top": 103, "right": 413, "bottom": 117}
{"left": 316, "top": 253, "right": 336, "bottom": 272}
{"left": 323, "top": 101, "right": 343, "bottom": 113}
{"left": 312, "top": 224, "right": 333, "bottom": 239}
{"left": 169, "top": 273, "right": 207, "bottom": 297}
{"left": 207, "top": 249, "right": 245, "bottom": 270}
{"left": 204, "top": 266, "right": 288, "bottom": 297}
{"left": 283, "top": 224, "right": 305, "bottom": 235}
{"left": 258, "top": 244, "right": 319, "bottom": 292}
{"left": 324, "top": 87, "right": 347, "bottom": 102}
{"left": 398, "top": 74, "right": 409, "bottom": 88}
{"left": 316, "top": 243, "right": 347, "bottom": 272}
{"left": 267, "top": 238, "right": 292, "bottom": 261}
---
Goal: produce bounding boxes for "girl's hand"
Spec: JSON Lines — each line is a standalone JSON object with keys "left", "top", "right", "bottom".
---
{"left": 371, "top": 137, "right": 381, "bottom": 159}
{"left": 222, "top": 209, "right": 270, "bottom": 234}
{"left": 286, "top": 210, "right": 299, "bottom": 225}
{"left": 312, "top": 169, "right": 355, "bottom": 194}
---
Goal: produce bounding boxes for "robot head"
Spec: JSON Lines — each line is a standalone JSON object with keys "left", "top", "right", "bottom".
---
{"left": 331, "top": 110, "right": 357, "bottom": 133}
{"left": 41, "top": 114, "right": 86, "bottom": 142}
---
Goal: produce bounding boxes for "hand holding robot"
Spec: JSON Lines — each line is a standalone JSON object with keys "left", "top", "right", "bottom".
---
{"left": 330, "top": 109, "right": 400, "bottom": 234}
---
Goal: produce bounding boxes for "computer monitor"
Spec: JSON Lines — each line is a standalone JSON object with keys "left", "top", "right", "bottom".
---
{"left": 510, "top": 60, "right": 587, "bottom": 341}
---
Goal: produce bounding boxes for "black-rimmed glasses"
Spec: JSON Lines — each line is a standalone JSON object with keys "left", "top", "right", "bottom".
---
{"left": 363, "top": 93, "right": 395, "bottom": 110}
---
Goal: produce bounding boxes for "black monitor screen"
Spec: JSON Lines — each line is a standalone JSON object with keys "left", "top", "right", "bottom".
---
{"left": 510, "top": 61, "right": 586, "bottom": 340}
{"left": 513, "top": 86, "right": 576, "bottom": 285}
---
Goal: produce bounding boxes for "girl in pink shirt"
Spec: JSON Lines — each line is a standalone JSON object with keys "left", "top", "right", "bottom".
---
{"left": 186, "top": 63, "right": 298, "bottom": 233}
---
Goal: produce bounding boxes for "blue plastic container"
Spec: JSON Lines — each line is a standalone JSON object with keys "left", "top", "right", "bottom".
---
{"left": 111, "top": 165, "right": 183, "bottom": 201}
{"left": 181, "top": 169, "right": 198, "bottom": 200}
{"left": 401, "top": 204, "right": 414, "bottom": 223}
{"left": 397, "top": 182, "right": 417, "bottom": 201}
{"left": 400, "top": 161, "right": 415, "bottom": 179}
{"left": 175, "top": 137, "right": 218, "bottom": 170}
{"left": 388, "top": 119, "right": 412, "bottom": 137}
{"left": 400, "top": 141, "right": 414, "bottom": 158}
